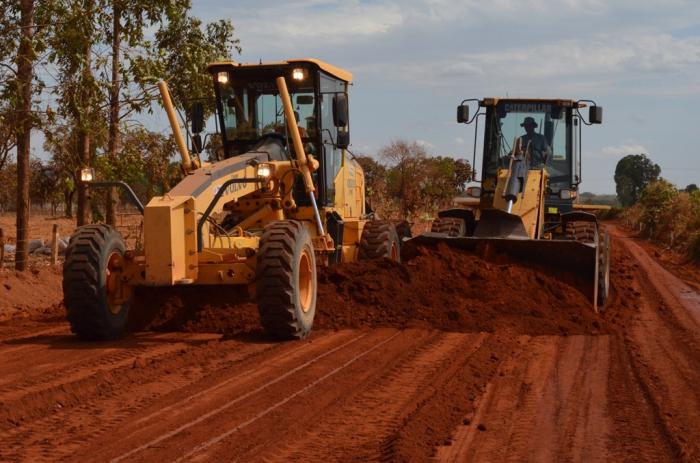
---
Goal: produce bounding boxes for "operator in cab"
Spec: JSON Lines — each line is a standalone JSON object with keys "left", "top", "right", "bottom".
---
{"left": 520, "top": 116, "right": 551, "bottom": 168}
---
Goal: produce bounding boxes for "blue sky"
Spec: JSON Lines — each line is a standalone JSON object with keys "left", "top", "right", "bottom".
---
{"left": 187, "top": 0, "right": 700, "bottom": 194}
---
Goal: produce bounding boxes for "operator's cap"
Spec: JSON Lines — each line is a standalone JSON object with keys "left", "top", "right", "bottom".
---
{"left": 521, "top": 116, "right": 538, "bottom": 127}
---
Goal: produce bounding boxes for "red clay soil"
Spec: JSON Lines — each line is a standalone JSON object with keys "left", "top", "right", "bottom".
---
{"left": 0, "top": 266, "right": 63, "bottom": 322}
{"left": 129, "top": 241, "right": 603, "bottom": 338}
{"left": 620, "top": 228, "right": 700, "bottom": 290}
{"left": 317, "top": 241, "right": 602, "bottom": 336}
{"left": 1, "top": 226, "right": 700, "bottom": 462}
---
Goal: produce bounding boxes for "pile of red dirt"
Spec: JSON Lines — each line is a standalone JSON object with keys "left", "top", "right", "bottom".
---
{"left": 128, "top": 242, "right": 604, "bottom": 337}
{"left": 316, "top": 242, "right": 603, "bottom": 336}
{"left": 127, "top": 286, "right": 260, "bottom": 334}
{"left": 0, "top": 266, "right": 64, "bottom": 322}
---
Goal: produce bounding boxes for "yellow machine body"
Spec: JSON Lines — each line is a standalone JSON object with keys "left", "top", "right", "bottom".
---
{"left": 122, "top": 59, "right": 369, "bottom": 287}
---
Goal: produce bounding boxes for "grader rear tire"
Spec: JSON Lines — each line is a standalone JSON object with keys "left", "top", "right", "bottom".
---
{"left": 62, "top": 225, "right": 131, "bottom": 340}
{"left": 431, "top": 217, "right": 466, "bottom": 237}
{"left": 359, "top": 220, "right": 400, "bottom": 262}
{"left": 256, "top": 221, "right": 317, "bottom": 340}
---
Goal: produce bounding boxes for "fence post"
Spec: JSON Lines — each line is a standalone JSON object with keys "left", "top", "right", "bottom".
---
{"left": 0, "top": 228, "right": 4, "bottom": 269}
{"left": 51, "top": 224, "right": 59, "bottom": 266}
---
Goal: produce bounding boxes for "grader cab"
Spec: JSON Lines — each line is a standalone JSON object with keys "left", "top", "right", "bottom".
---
{"left": 63, "top": 59, "right": 401, "bottom": 341}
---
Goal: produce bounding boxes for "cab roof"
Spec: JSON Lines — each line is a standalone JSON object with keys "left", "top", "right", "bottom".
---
{"left": 480, "top": 97, "right": 583, "bottom": 108}
{"left": 207, "top": 58, "right": 353, "bottom": 83}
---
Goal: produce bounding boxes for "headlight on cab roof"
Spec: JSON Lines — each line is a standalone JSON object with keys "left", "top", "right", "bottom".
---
{"left": 216, "top": 72, "right": 229, "bottom": 84}
{"left": 292, "top": 68, "right": 307, "bottom": 81}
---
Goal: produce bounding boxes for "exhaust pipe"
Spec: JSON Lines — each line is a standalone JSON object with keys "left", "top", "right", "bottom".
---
{"left": 276, "top": 76, "right": 325, "bottom": 236}
{"left": 158, "top": 80, "right": 193, "bottom": 173}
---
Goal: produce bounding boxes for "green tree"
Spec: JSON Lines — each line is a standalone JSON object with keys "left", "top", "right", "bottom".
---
{"left": 638, "top": 179, "right": 677, "bottom": 238}
{"left": 381, "top": 140, "right": 427, "bottom": 220}
{"left": 614, "top": 154, "right": 661, "bottom": 207}
{"left": 47, "top": 0, "right": 105, "bottom": 225}
{"left": 685, "top": 183, "right": 698, "bottom": 193}
{"left": 102, "top": 0, "right": 189, "bottom": 225}
{"left": 144, "top": 13, "right": 241, "bottom": 119}
{"left": 0, "top": 0, "right": 56, "bottom": 270}
{"left": 355, "top": 155, "right": 387, "bottom": 213}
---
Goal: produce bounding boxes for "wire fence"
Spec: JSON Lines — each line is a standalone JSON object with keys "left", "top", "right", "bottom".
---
{"left": 0, "top": 211, "right": 143, "bottom": 272}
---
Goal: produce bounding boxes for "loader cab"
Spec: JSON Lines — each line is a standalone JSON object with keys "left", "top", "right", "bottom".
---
{"left": 207, "top": 59, "right": 351, "bottom": 207}
{"left": 470, "top": 99, "right": 599, "bottom": 208}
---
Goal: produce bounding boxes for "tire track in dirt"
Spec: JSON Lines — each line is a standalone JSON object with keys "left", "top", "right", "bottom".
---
{"left": 258, "top": 332, "right": 487, "bottom": 462}
{"left": 0, "top": 331, "right": 294, "bottom": 462}
{"left": 435, "top": 335, "right": 616, "bottom": 462}
{"left": 609, "top": 227, "right": 700, "bottom": 461}
{"left": 57, "top": 329, "right": 370, "bottom": 463}
{"left": 0, "top": 332, "right": 368, "bottom": 462}
{"left": 0, "top": 323, "right": 69, "bottom": 343}
{"left": 0, "top": 332, "right": 218, "bottom": 395}
{"left": 73, "top": 329, "right": 416, "bottom": 463}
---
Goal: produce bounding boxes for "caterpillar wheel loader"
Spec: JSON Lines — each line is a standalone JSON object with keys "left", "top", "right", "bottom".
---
{"left": 409, "top": 98, "right": 611, "bottom": 311}
{"left": 62, "top": 59, "right": 401, "bottom": 341}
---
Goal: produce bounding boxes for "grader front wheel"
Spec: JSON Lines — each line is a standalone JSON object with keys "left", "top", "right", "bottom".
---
{"left": 256, "top": 221, "right": 318, "bottom": 339}
{"left": 62, "top": 225, "right": 131, "bottom": 340}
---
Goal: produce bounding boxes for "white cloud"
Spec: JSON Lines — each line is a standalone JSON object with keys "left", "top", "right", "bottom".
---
{"left": 223, "top": 1, "right": 404, "bottom": 50}
{"left": 388, "top": 32, "right": 700, "bottom": 96}
{"left": 455, "top": 137, "right": 465, "bottom": 145}
{"left": 453, "top": 33, "right": 700, "bottom": 77}
{"left": 415, "top": 139, "right": 435, "bottom": 149}
{"left": 599, "top": 144, "right": 649, "bottom": 157}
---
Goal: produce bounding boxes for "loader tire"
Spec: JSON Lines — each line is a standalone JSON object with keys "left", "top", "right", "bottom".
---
{"left": 565, "top": 221, "right": 596, "bottom": 243}
{"left": 359, "top": 220, "right": 400, "bottom": 262}
{"left": 431, "top": 217, "right": 466, "bottom": 237}
{"left": 62, "top": 225, "right": 130, "bottom": 340}
{"left": 256, "top": 221, "right": 317, "bottom": 340}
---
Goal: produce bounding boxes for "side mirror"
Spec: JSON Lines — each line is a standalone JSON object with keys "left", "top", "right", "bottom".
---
{"left": 191, "top": 134, "right": 202, "bottom": 154}
{"left": 589, "top": 105, "right": 603, "bottom": 124}
{"left": 191, "top": 102, "right": 205, "bottom": 134}
{"left": 333, "top": 94, "right": 348, "bottom": 127}
{"left": 457, "top": 104, "right": 469, "bottom": 123}
{"left": 337, "top": 130, "right": 350, "bottom": 150}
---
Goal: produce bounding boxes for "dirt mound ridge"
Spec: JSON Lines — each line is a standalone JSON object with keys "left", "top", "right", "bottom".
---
{"left": 129, "top": 242, "right": 603, "bottom": 337}
{"left": 316, "top": 242, "right": 602, "bottom": 336}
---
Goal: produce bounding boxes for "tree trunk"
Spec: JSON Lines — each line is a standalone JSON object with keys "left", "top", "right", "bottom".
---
{"left": 75, "top": 0, "right": 94, "bottom": 227}
{"left": 14, "top": 0, "right": 34, "bottom": 271}
{"left": 105, "top": 2, "right": 121, "bottom": 226}
{"left": 76, "top": 132, "right": 90, "bottom": 225}
{"left": 64, "top": 187, "right": 74, "bottom": 218}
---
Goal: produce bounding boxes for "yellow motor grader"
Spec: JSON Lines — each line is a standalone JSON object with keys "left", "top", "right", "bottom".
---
{"left": 63, "top": 59, "right": 401, "bottom": 340}
{"left": 411, "top": 98, "right": 611, "bottom": 311}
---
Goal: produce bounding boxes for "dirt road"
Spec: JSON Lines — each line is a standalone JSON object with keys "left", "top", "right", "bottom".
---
{"left": 0, "top": 225, "right": 699, "bottom": 462}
